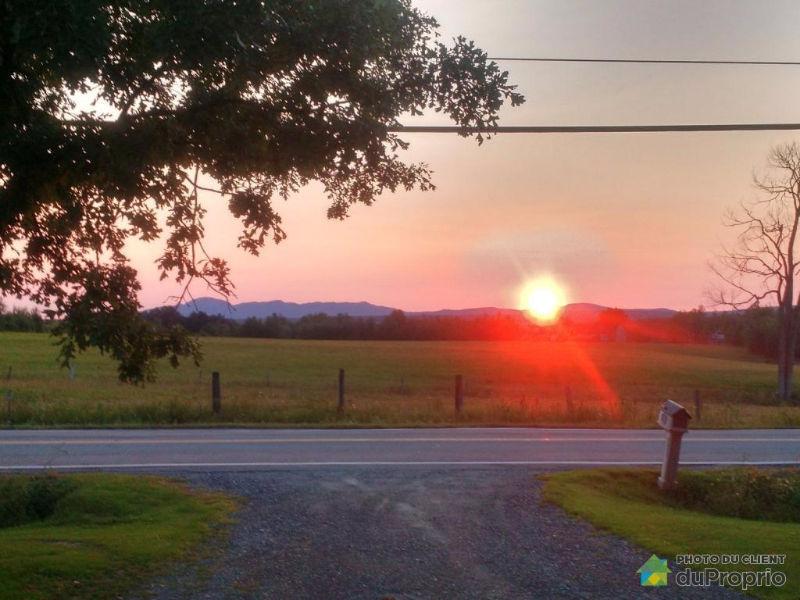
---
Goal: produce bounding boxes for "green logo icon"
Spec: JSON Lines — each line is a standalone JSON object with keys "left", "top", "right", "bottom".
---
{"left": 637, "top": 555, "right": 671, "bottom": 587}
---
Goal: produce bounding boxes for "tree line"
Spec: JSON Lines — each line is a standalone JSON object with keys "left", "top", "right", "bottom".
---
{"left": 142, "top": 307, "right": 549, "bottom": 341}
{"left": 0, "top": 301, "right": 788, "bottom": 363}
{"left": 136, "top": 305, "right": 787, "bottom": 360}
{"left": 0, "top": 303, "right": 45, "bottom": 333}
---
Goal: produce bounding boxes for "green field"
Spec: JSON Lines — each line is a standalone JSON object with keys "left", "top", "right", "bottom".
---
{"left": 542, "top": 468, "right": 799, "bottom": 599}
{"left": 0, "top": 332, "right": 798, "bottom": 427}
{"left": 0, "top": 473, "right": 234, "bottom": 600}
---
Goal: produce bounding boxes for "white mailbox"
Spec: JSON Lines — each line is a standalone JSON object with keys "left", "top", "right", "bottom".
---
{"left": 658, "top": 399, "right": 691, "bottom": 432}
{"left": 657, "top": 400, "right": 691, "bottom": 490}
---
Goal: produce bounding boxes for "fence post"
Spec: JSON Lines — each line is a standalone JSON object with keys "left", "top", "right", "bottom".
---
{"left": 211, "top": 371, "right": 221, "bottom": 415}
{"left": 565, "top": 385, "right": 574, "bottom": 415}
{"left": 5, "top": 367, "right": 12, "bottom": 428}
{"left": 694, "top": 389, "right": 702, "bottom": 421}
{"left": 454, "top": 375, "right": 464, "bottom": 416}
{"left": 337, "top": 369, "right": 346, "bottom": 415}
{"left": 4, "top": 390, "right": 11, "bottom": 428}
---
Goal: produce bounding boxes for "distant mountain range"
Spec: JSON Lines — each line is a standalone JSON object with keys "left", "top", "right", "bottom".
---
{"left": 559, "top": 303, "right": 676, "bottom": 322}
{"left": 175, "top": 297, "right": 676, "bottom": 322}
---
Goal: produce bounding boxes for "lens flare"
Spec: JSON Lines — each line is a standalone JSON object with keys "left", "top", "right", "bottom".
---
{"left": 520, "top": 277, "right": 567, "bottom": 324}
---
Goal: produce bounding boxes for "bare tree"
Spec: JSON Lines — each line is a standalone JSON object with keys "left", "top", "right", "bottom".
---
{"left": 711, "top": 142, "right": 800, "bottom": 401}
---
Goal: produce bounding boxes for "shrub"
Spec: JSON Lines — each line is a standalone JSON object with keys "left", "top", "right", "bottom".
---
{"left": 672, "top": 468, "right": 800, "bottom": 523}
{"left": 0, "top": 474, "right": 77, "bottom": 527}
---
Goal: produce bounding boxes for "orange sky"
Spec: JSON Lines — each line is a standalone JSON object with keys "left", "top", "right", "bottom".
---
{"left": 128, "top": 0, "right": 800, "bottom": 312}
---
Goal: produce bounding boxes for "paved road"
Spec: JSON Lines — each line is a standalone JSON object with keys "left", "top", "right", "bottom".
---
{"left": 1, "top": 427, "right": 798, "bottom": 470}
{"left": 4, "top": 429, "right": 774, "bottom": 599}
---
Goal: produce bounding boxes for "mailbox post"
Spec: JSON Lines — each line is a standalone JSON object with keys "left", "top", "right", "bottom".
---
{"left": 656, "top": 400, "right": 691, "bottom": 491}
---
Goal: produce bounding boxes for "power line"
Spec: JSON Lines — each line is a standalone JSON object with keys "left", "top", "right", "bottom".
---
{"left": 391, "top": 124, "right": 800, "bottom": 133}
{"left": 389, "top": 58, "right": 800, "bottom": 134}
{"left": 487, "top": 57, "right": 800, "bottom": 66}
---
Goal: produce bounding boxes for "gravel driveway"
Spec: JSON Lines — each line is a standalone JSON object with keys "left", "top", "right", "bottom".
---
{"left": 134, "top": 467, "right": 742, "bottom": 600}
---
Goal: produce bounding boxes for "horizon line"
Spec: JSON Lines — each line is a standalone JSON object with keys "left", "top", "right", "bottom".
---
{"left": 166, "top": 296, "right": 683, "bottom": 314}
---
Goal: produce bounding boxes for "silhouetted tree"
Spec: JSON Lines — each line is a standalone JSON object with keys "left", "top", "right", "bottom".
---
{"left": 712, "top": 142, "right": 800, "bottom": 401}
{"left": 0, "top": 1, "right": 523, "bottom": 381}
{"left": 596, "top": 308, "right": 628, "bottom": 340}
{"left": 142, "top": 306, "right": 184, "bottom": 329}
{"left": 380, "top": 310, "right": 409, "bottom": 339}
{"left": 0, "top": 306, "right": 44, "bottom": 332}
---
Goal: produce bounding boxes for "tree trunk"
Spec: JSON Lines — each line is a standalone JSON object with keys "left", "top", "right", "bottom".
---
{"left": 777, "top": 308, "right": 789, "bottom": 400}
{"left": 778, "top": 350, "right": 791, "bottom": 401}
{"left": 776, "top": 297, "right": 800, "bottom": 402}
{"left": 785, "top": 346, "right": 796, "bottom": 401}
{"left": 777, "top": 304, "right": 793, "bottom": 401}
{"left": 787, "top": 307, "right": 800, "bottom": 403}
{"left": 780, "top": 341, "right": 794, "bottom": 401}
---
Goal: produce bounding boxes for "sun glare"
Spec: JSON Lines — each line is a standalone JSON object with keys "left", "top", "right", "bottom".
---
{"left": 520, "top": 277, "right": 567, "bottom": 324}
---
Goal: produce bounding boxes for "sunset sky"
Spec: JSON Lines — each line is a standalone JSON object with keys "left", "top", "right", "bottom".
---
{"left": 129, "top": 0, "right": 800, "bottom": 313}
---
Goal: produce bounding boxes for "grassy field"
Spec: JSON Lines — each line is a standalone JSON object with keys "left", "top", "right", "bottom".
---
{"left": 542, "top": 468, "right": 799, "bottom": 599}
{"left": 0, "top": 473, "right": 234, "bottom": 600}
{"left": 0, "top": 331, "right": 799, "bottom": 427}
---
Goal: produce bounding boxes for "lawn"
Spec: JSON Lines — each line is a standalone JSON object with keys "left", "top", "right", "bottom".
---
{"left": 0, "top": 473, "right": 235, "bottom": 600}
{"left": 1, "top": 332, "right": 799, "bottom": 427}
{"left": 542, "top": 468, "right": 799, "bottom": 599}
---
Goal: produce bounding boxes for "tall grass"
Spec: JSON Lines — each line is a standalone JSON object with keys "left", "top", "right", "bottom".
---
{"left": 1, "top": 332, "right": 798, "bottom": 428}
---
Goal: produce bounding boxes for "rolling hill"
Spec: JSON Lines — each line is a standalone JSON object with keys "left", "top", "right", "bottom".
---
{"left": 175, "top": 297, "right": 676, "bottom": 322}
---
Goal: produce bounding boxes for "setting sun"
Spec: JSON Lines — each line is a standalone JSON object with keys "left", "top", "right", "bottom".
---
{"left": 520, "top": 277, "right": 567, "bottom": 324}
